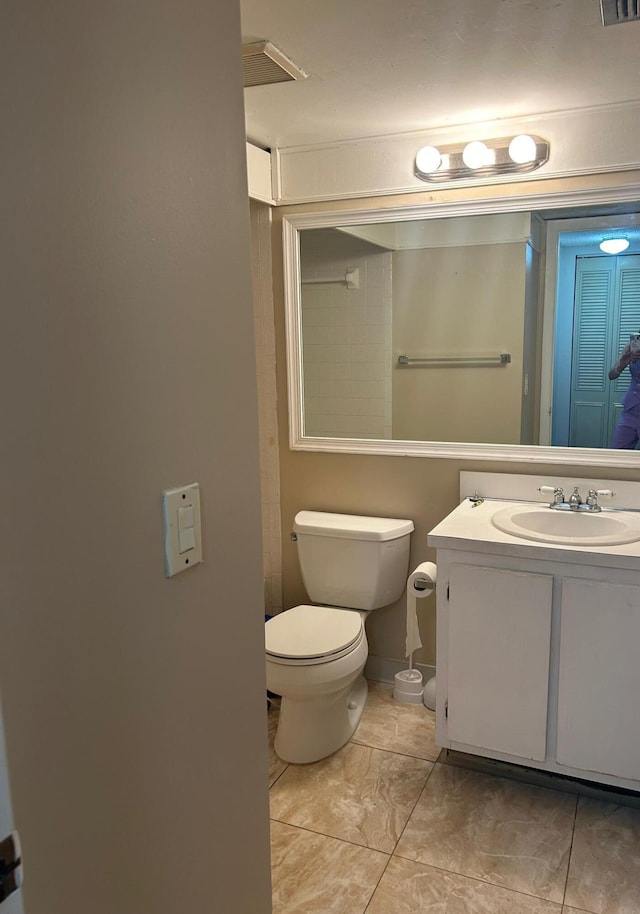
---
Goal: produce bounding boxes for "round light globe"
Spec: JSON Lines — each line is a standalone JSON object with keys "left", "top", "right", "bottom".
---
{"left": 415, "top": 145, "right": 442, "bottom": 174}
{"left": 462, "top": 141, "right": 490, "bottom": 169}
{"left": 508, "top": 134, "right": 538, "bottom": 164}
{"left": 600, "top": 238, "right": 630, "bottom": 254}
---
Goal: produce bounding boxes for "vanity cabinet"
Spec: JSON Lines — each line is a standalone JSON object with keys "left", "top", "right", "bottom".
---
{"left": 556, "top": 578, "right": 640, "bottom": 782}
{"left": 434, "top": 549, "right": 640, "bottom": 791}
{"left": 447, "top": 564, "right": 552, "bottom": 761}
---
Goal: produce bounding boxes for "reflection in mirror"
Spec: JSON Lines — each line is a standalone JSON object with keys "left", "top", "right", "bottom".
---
{"left": 293, "top": 201, "right": 640, "bottom": 454}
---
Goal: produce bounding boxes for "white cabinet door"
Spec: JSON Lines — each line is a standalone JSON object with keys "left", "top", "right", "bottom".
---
{"left": 447, "top": 564, "right": 553, "bottom": 761}
{"left": 557, "top": 578, "right": 640, "bottom": 780}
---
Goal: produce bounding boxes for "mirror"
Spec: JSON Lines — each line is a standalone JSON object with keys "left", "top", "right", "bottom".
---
{"left": 282, "top": 186, "right": 640, "bottom": 468}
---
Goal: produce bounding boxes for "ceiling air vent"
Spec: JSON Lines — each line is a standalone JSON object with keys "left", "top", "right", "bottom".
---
{"left": 242, "top": 41, "right": 306, "bottom": 88}
{"left": 601, "top": 0, "right": 640, "bottom": 25}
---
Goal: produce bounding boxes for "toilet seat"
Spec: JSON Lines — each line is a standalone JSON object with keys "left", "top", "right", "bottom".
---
{"left": 265, "top": 605, "right": 364, "bottom": 666}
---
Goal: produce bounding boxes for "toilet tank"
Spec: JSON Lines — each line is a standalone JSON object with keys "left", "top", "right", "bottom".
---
{"left": 293, "top": 511, "right": 414, "bottom": 611}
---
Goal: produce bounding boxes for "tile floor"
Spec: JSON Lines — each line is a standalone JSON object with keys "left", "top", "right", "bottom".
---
{"left": 268, "top": 680, "right": 640, "bottom": 914}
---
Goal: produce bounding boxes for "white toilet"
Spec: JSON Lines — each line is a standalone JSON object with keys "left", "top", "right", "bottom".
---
{"left": 265, "top": 510, "right": 414, "bottom": 763}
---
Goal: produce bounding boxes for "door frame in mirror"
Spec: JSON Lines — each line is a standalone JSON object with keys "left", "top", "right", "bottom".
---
{"left": 283, "top": 183, "right": 640, "bottom": 468}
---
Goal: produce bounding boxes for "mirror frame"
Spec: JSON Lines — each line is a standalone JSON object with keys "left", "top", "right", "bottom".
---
{"left": 283, "top": 183, "right": 640, "bottom": 468}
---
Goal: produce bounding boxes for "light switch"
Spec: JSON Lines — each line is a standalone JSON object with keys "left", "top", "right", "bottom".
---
{"left": 162, "top": 483, "right": 203, "bottom": 577}
{"left": 178, "top": 506, "right": 196, "bottom": 554}
{"left": 179, "top": 505, "right": 194, "bottom": 531}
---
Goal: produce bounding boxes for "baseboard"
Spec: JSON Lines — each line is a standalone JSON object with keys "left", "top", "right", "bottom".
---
{"left": 365, "top": 655, "right": 436, "bottom": 685}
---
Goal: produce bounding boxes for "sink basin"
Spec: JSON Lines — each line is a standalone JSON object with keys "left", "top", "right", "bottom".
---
{"left": 491, "top": 504, "right": 640, "bottom": 546}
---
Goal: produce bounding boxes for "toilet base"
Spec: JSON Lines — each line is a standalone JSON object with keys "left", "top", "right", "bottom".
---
{"left": 275, "top": 675, "right": 368, "bottom": 764}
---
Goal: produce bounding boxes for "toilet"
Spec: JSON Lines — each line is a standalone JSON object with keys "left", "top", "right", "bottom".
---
{"left": 265, "top": 510, "right": 414, "bottom": 763}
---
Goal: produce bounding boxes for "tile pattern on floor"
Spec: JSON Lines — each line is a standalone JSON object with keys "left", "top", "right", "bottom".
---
{"left": 270, "top": 740, "right": 433, "bottom": 852}
{"left": 270, "top": 820, "right": 387, "bottom": 914}
{"left": 268, "top": 701, "right": 287, "bottom": 786}
{"left": 366, "top": 856, "right": 563, "bottom": 914}
{"left": 395, "top": 762, "right": 576, "bottom": 903}
{"left": 564, "top": 797, "right": 640, "bottom": 914}
{"left": 350, "top": 680, "right": 440, "bottom": 761}
{"left": 268, "top": 680, "right": 640, "bottom": 914}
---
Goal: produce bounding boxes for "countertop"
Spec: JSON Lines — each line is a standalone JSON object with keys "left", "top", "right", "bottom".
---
{"left": 428, "top": 498, "right": 640, "bottom": 572}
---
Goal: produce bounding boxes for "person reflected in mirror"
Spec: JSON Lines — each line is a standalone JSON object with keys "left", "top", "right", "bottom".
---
{"left": 608, "top": 334, "right": 640, "bottom": 449}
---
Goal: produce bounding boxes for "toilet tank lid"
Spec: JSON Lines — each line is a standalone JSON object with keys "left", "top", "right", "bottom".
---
{"left": 293, "top": 510, "right": 414, "bottom": 542}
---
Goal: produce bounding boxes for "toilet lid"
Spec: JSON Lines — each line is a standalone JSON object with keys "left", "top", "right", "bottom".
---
{"left": 265, "top": 605, "right": 363, "bottom": 660}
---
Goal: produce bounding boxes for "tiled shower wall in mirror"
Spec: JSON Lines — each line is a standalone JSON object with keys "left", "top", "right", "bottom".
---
{"left": 300, "top": 230, "right": 393, "bottom": 440}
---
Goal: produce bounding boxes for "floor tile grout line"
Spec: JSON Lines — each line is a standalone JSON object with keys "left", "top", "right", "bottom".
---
{"left": 268, "top": 815, "right": 395, "bottom": 856}
{"left": 362, "top": 852, "right": 395, "bottom": 914}
{"left": 389, "top": 850, "right": 566, "bottom": 907}
{"left": 350, "top": 736, "right": 440, "bottom": 763}
{"left": 560, "top": 792, "right": 581, "bottom": 910}
{"left": 268, "top": 764, "right": 289, "bottom": 789}
{"left": 270, "top": 740, "right": 437, "bottom": 787}
{"left": 387, "top": 758, "right": 438, "bottom": 857}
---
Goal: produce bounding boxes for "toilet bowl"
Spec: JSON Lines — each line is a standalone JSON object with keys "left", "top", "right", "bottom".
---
{"left": 265, "top": 511, "right": 414, "bottom": 764}
{"left": 266, "top": 605, "right": 369, "bottom": 763}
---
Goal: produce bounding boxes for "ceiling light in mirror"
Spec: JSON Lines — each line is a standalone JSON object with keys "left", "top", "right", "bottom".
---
{"left": 600, "top": 237, "right": 630, "bottom": 254}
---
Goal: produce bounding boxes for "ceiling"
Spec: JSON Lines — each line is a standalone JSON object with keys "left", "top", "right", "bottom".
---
{"left": 240, "top": 0, "right": 640, "bottom": 153}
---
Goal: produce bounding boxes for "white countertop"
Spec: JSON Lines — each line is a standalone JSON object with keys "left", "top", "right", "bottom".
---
{"left": 428, "top": 497, "right": 640, "bottom": 572}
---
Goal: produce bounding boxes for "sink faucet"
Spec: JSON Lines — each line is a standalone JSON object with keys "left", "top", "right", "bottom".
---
{"left": 538, "top": 484, "right": 615, "bottom": 511}
{"left": 568, "top": 487, "right": 583, "bottom": 510}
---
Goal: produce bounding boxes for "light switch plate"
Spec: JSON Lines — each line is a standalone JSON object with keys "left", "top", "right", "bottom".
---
{"left": 162, "top": 483, "right": 203, "bottom": 577}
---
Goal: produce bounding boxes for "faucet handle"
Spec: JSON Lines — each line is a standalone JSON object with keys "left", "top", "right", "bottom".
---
{"left": 586, "top": 489, "right": 615, "bottom": 510}
{"left": 538, "top": 485, "right": 564, "bottom": 505}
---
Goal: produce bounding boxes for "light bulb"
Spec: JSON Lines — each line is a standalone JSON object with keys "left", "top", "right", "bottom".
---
{"left": 462, "top": 141, "right": 490, "bottom": 169}
{"left": 508, "top": 134, "right": 538, "bottom": 164}
{"left": 600, "top": 238, "right": 630, "bottom": 254}
{"left": 415, "top": 146, "right": 442, "bottom": 174}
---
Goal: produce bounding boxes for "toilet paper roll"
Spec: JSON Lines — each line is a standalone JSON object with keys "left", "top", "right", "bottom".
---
{"left": 408, "top": 561, "right": 437, "bottom": 598}
{"left": 405, "top": 562, "right": 437, "bottom": 660}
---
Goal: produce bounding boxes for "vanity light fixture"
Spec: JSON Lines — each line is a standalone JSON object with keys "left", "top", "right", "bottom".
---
{"left": 415, "top": 134, "right": 549, "bottom": 183}
{"left": 599, "top": 237, "right": 630, "bottom": 254}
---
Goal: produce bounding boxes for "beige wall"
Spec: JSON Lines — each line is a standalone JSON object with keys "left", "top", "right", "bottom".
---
{"left": 251, "top": 201, "right": 283, "bottom": 615}
{"left": 392, "top": 243, "right": 528, "bottom": 443}
{"left": 0, "top": 4, "right": 271, "bottom": 914}
{"left": 272, "top": 176, "right": 640, "bottom": 668}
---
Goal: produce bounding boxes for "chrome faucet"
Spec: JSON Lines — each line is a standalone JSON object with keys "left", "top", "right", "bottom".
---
{"left": 538, "top": 484, "right": 615, "bottom": 512}
{"left": 538, "top": 485, "right": 565, "bottom": 507}
{"left": 585, "top": 489, "right": 599, "bottom": 511}
{"left": 568, "top": 487, "right": 583, "bottom": 510}
{"left": 583, "top": 488, "right": 615, "bottom": 512}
